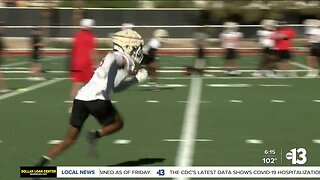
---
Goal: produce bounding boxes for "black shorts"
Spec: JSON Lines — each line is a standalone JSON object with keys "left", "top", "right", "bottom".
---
{"left": 263, "top": 47, "right": 274, "bottom": 56}
{"left": 225, "top": 48, "right": 237, "bottom": 60}
{"left": 276, "top": 50, "right": 291, "bottom": 61}
{"left": 310, "top": 47, "right": 320, "bottom": 57}
{"left": 32, "top": 49, "right": 41, "bottom": 63}
{"left": 141, "top": 54, "right": 155, "bottom": 65}
{"left": 197, "top": 46, "right": 205, "bottom": 59}
{"left": 70, "top": 99, "right": 117, "bottom": 130}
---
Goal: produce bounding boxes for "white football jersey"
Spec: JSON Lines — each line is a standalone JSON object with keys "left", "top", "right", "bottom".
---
{"left": 219, "top": 31, "right": 243, "bottom": 49}
{"left": 143, "top": 38, "right": 161, "bottom": 55}
{"left": 306, "top": 27, "right": 320, "bottom": 43}
{"left": 257, "top": 30, "right": 275, "bottom": 48}
{"left": 75, "top": 51, "right": 135, "bottom": 101}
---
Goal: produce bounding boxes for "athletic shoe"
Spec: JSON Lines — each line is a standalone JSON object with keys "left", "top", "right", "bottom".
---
{"left": 86, "top": 131, "right": 99, "bottom": 158}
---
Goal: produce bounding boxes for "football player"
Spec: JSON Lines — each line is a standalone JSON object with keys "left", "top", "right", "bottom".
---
{"left": 121, "top": 23, "right": 135, "bottom": 30}
{"left": 219, "top": 22, "right": 243, "bottom": 76}
{"left": 304, "top": 19, "right": 320, "bottom": 77}
{"left": 69, "top": 19, "right": 98, "bottom": 112}
{"left": 273, "top": 21, "right": 297, "bottom": 77}
{"left": 252, "top": 19, "right": 277, "bottom": 77}
{"left": 36, "top": 29, "right": 148, "bottom": 166}
{"left": 184, "top": 26, "right": 210, "bottom": 76}
{"left": 141, "top": 29, "right": 169, "bottom": 90}
{"left": 29, "top": 27, "right": 46, "bottom": 81}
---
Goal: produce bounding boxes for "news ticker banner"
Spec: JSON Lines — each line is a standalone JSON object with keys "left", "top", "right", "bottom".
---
{"left": 20, "top": 166, "right": 320, "bottom": 178}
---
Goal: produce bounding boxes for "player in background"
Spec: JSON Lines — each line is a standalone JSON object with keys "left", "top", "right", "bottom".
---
{"left": 0, "top": 21, "right": 9, "bottom": 92}
{"left": 69, "top": 19, "right": 98, "bottom": 112}
{"left": 121, "top": 23, "right": 135, "bottom": 30}
{"left": 141, "top": 29, "right": 169, "bottom": 90}
{"left": 304, "top": 19, "right": 320, "bottom": 77}
{"left": 252, "top": 19, "right": 277, "bottom": 77}
{"left": 219, "top": 22, "right": 243, "bottom": 76}
{"left": 29, "top": 27, "right": 45, "bottom": 81}
{"left": 35, "top": 29, "right": 148, "bottom": 166}
{"left": 273, "top": 21, "right": 297, "bottom": 77}
{"left": 184, "top": 26, "right": 210, "bottom": 76}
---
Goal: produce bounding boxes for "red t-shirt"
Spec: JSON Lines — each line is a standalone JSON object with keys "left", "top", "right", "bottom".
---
{"left": 274, "top": 27, "right": 296, "bottom": 50}
{"left": 70, "top": 30, "right": 96, "bottom": 70}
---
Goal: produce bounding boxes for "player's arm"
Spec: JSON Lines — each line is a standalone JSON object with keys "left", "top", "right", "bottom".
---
{"left": 113, "top": 69, "right": 148, "bottom": 93}
{"left": 219, "top": 33, "right": 224, "bottom": 47}
{"left": 147, "top": 48, "right": 157, "bottom": 61}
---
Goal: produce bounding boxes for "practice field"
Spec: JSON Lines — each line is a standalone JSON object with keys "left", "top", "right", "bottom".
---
{"left": 1, "top": 53, "right": 320, "bottom": 179}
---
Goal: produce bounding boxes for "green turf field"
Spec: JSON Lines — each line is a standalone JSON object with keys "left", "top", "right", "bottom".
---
{"left": 0, "top": 54, "right": 320, "bottom": 179}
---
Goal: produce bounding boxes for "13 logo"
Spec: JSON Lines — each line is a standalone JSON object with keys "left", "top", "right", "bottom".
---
{"left": 157, "top": 169, "right": 165, "bottom": 176}
{"left": 286, "top": 148, "right": 307, "bottom": 165}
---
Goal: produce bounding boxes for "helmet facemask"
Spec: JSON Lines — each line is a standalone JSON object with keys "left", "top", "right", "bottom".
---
{"left": 130, "top": 43, "right": 144, "bottom": 63}
{"left": 112, "top": 29, "right": 144, "bottom": 64}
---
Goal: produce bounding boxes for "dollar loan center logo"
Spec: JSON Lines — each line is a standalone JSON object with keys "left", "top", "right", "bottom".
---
{"left": 286, "top": 148, "right": 307, "bottom": 165}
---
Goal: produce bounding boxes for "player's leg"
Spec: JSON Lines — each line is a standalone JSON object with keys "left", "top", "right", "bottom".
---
{"left": 0, "top": 57, "right": 8, "bottom": 92}
{"left": 184, "top": 47, "right": 205, "bottom": 75}
{"left": 29, "top": 50, "right": 44, "bottom": 80}
{"left": 88, "top": 100, "right": 124, "bottom": 137}
{"left": 34, "top": 62, "right": 45, "bottom": 80}
{"left": 224, "top": 49, "right": 232, "bottom": 74}
{"left": 283, "top": 51, "right": 296, "bottom": 77}
{"left": 148, "top": 61, "right": 159, "bottom": 80}
{"left": 225, "top": 49, "right": 240, "bottom": 76}
{"left": 194, "top": 47, "right": 206, "bottom": 75}
{"left": 264, "top": 52, "right": 277, "bottom": 77}
{"left": 86, "top": 100, "right": 124, "bottom": 156}
{"left": 36, "top": 99, "right": 89, "bottom": 166}
{"left": 48, "top": 127, "right": 79, "bottom": 159}
{"left": 0, "top": 71, "right": 8, "bottom": 92}
{"left": 252, "top": 48, "right": 267, "bottom": 77}
{"left": 315, "top": 49, "right": 320, "bottom": 76}
{"left": 94, "top": 112, "right": 124, "bottom": 137}
{"left": 306, "top": 48, "right": 319, "bottom": 77}
{"left": 275, "top": 50, "right": 287, "bottom": 77}
{"left": 147, "top": 61, "right": 159, "bottom": 90}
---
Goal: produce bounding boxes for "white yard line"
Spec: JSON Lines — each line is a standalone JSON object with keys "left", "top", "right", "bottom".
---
{"left": 145, "top": 100, "right": 159, "bottom": 103}
{"left": 0, "top": 78, "right": 65, "bottom": 101}
{"left": 164, "top": 139, "right": 213, "bottom": 142}
{"left": 270, "top": 99, "right": 285, "bottom": 103}
{"left": 0, "top": 67, "right": 28, "bottom": 70}
{"left": 175, "top": 75, "right": 203, "bottom": 173}
{"left": 2, "top": 56, "right": 65, "bottom": 67}
{"left": 2, "top": 70, "right": 68, "bottom": 74}
{"left": 157, "top": 69, "right": 309, "bottom": 73}
{"left": 3, "top": 78, "right": 31, "bottom": 80}
{"left": 245, "top": 139, "right": 263, "bottom": 144}
{"left": 113, "top": 139, "right": 131, "bottom": 144}
{"left": 47, "top": 140, "right": 63, "bottom": 145}
{"left": 290, "top": 62, "right": 312, "bottom": 70}
{"left": 158, "top": 76, "right": 318, "bottom": 80}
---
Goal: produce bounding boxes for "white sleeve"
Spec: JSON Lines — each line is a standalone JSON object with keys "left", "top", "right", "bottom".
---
{"left": 257, "top": 30, "right": 263, "bottom": 36}
{"left": 238, "top": 32, "right": 243, "bottom": 38}
{"left": 95, "top": 54, "right": 114, "bottom": 79}
{"left": 219, "top": 33, "right": 224, "bottom": 40}
{"left": 114, "top": 52, "right": 125, "bottom": 66}
{"left": 114, "top": 51, "right": 136, "bottom": 72}
{"left": 149, "top": 38, "right": 161, "bottom": 49}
